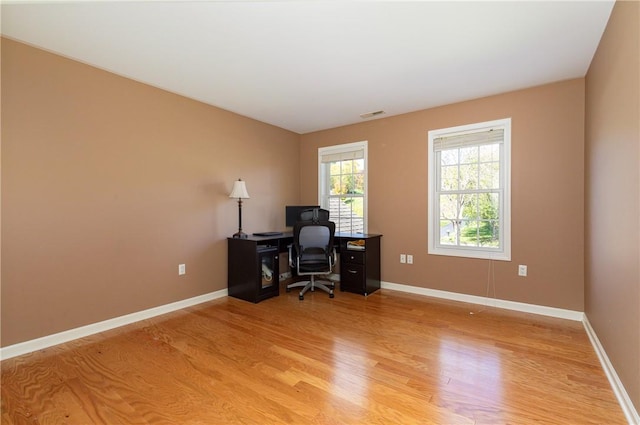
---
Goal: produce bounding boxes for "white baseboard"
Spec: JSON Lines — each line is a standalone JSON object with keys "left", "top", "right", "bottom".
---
{"left": 0, "top": 289, "right": 228, "bottom": 361}
{"left": 380, "top": 281, "right": 584, "bottom": 321}
{"left": 583, "top": 317, "right": 640, "bottom": 425}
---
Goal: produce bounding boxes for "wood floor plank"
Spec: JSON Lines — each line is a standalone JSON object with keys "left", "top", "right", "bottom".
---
{"left": 1, "top": 288, "right": 628, "bottom": 424}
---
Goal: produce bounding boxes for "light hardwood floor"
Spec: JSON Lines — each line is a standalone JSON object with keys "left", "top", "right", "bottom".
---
{"left": 1, "top": 287, "right": 627, "bottom": 424}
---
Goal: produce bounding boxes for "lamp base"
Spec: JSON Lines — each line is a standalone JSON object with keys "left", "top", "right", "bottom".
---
{"left": 232, "top": 231, "right": 248, "bottom": 239}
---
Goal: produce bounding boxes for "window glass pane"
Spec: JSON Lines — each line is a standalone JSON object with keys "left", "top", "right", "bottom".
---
{"left": 492, "top": 163, "right": 500, "bottom": 189}
{"left": 440, "top": 220, "right": 457, "bottom": 245}
{"left": 460, "top": 221, "right": 479, "bottom": 246}
{"left": 441, "top": 149, "right": 459, "bottom": 166}
{"left": 351, "top": 197, "right": 364, "bottom": 216}
{"left": 460, "top": 146, "right": 478, "bottom": 164}
{"left": 349, "top": 197, "right": 364, "bottom": 233}
{"left": 479, "top": 163, "right": 499, "bottom": 189}
{"left": 353, "top": 178, "right": 360, "bottom": 194}
{"left": 441, "top": 165, "right": 459, "bottom": 191}
{"left": 459, "top": 164, "right": 478, "bottom": 190}
{"left": 330, "top": 195, "right": 364, "bottom": 233}
{"left": 353, "top": 173, "right": 365, "bottom": 194}
{"left": 340, "top": 196, "right": 354, "bottom": 232}
{"left": 478, "top": 220, "right": 499, "bottom": 247}
{"left": 479, "top": 193, "right": 499, "bottom": 220}
{"left": 328, "top": 197, "right": 341, "bottom": 222}
{"left": 329, "top": 175, "right": 340, "bottom": 195}
{"left": 329, "top": 161, "right": 341, "bottom": 175}
{"left": 340, "top": 175, "right": 351, "bottom": 194}
{"left": 340, "top": 159, "right": 351, "bottom": 175}
{"left": 439, "top": 194, "right": 458, "bottom": 219}
{"left": 479, "top": 144, "right": 499, "bottom": 162}
{"left": 460, "top": 194, "right": 478, "bottom": 220}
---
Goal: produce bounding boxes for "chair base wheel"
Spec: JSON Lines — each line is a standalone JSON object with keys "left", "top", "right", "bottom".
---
{"left": 330, "top": 293, "right": 334, "bottom": 298}
{"left": 286, "top": 287, "right": 291, "bottom": 292}
{"left": 299, "top": 294, "right": 304, "bottom": 300}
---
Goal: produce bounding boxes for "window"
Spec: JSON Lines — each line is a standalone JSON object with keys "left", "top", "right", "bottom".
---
{"left": 428, "top": 118, "right": 511, "bottom": 260}
{"left": 318, "top": 141, "right": 367, "bottom": 233}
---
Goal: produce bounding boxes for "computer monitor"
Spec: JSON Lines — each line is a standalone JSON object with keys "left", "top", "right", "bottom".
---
{"left": 285, "top": 205, "right": 320, "bottom": 227}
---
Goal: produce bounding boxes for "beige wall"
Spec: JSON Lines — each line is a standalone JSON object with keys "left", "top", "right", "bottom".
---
{"left": 300, "top": 79, "right": 586, "bottom": 311}
{"left": 585, "top": 0, "right": 640, "bottom": 414}
{"left": 1, "top": 38, "right": 301, "bottom": 347}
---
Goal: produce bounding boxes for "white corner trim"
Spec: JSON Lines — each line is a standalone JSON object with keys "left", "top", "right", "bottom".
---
{"left": 0, "top": 289, "right": 228, "bottom": 361}
{"left": 380, "top": 281, "right": 584, "bottom": 321}
{"left": 583, "top": 317, "right": 640, "bottom": 425}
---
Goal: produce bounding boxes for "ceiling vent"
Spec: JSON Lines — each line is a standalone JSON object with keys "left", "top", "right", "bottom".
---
{"left": 360, "top": 110, "right": 386, "bottom": 119}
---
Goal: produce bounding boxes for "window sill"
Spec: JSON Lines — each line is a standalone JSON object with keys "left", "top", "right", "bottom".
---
{"left": 428, "top": 246, "right": 511, "bottom": 261}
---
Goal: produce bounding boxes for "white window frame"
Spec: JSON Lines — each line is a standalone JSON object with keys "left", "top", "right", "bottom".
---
{"left": 428, "top": 118, "right": 511, "bottom": 261}
{"left": 318, "top": 141, "right": 368, "bottom": 234}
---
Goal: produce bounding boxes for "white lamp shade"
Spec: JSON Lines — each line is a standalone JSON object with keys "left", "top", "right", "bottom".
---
{"left": 229, "top": 179, "right": 250, "bottom": 199}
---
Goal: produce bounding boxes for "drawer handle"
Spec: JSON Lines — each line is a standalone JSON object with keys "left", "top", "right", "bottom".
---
{"left": 348, "top": 269, "right": 358, "bottom": 274}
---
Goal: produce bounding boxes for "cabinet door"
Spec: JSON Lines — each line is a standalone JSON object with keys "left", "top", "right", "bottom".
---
{"left": 260, "top": 252, "right": 278, "bottom": 291}
{"left": 228, "top": 239, "right": 260, "bottom": 302}
{"left": 257, "top": 247, "right": 279, "bottom": 301}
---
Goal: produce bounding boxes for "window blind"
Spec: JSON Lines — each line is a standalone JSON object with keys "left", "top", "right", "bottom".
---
{"left": 433, "top": 128, "right": 504, "bottom": 151}
{"left": 320, "top": 148, "right": 365, "bottom": 163}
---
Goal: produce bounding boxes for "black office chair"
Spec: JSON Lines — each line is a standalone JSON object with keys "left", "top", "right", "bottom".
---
{"left": 298, "top": 207, "right": 330, "bottom": 222}
{"left": 286, "top": 217, "right": 336, "bottom": 300}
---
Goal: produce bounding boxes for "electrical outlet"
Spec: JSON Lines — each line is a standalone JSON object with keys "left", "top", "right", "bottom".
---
{"left": 407, "top": 254, "right": 414, "bottom": 264}
{"left": 400, "top": 254, "right": 406, "bottom": 264}
{"left": 518, "top": 264, "right": 527, "bottom": 277}
{"left": 178, "top": 264, "right": 186, "bottom": 276}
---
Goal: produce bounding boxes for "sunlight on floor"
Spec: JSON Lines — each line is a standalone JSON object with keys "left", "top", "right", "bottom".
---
{"left": 438, "top": 337, "right": 504, "bottom": 422}
{"left": 330, "top": 338, "right": 372, "bottom": 408}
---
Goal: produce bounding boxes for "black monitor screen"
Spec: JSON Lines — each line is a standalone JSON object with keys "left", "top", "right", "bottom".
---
{"left": 285, "top": 205, "right": 320, "bottom": 227}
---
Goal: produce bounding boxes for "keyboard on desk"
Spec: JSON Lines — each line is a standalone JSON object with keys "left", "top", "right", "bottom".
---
{"left": 252, "top": 231, "right": 283, "bottom": 237}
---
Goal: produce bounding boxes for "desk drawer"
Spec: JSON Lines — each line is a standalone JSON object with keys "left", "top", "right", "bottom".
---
{"left": 341, "top": 263, "right": 365, "bottom": 292}
{"left": 342, "top": 250, "right": 365, "bottom": 265}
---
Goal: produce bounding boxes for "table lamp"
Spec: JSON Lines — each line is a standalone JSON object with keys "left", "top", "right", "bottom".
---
{"left": 229, "top": 179, "right": 250, "bottom": 238}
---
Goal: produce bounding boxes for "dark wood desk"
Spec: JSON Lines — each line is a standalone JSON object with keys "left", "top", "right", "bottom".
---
{"left": 228, "top": 232, "right": 382, "bottom": 303}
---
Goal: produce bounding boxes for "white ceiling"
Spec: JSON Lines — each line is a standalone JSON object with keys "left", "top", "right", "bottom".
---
{"left": 1, "top": 1, "right": 614, "bottom": 134}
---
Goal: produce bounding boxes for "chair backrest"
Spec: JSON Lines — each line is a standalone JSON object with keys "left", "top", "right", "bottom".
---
{"left": 293, "top": 220, "right": 335, "bottom": 265}
{"left": 298, "top": 208, "right": 330, "bottom": 222}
